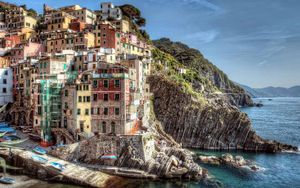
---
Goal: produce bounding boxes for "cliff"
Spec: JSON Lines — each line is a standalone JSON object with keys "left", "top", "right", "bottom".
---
{"left": 149, "top": 38, "right": 297, "bottom": 152}
{"left": 153, "top": 38, "right": 253, "bottom": 107}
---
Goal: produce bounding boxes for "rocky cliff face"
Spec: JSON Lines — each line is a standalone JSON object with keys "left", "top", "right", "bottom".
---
{"left": 148, "top": 75, "right": 297, "bottom": 152}
{"left": 152, "top": 38, "right": 253, "bottom": 107}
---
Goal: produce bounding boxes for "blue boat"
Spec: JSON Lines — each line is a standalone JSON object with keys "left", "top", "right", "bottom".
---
{"left": 0, "top": 127, "right": 16, "bottom": 134}
{"left": 31, "top": 155, "right": 48, "bottom": 164}
{"left": 49, "top": 162, "right": 65, "bottom": 171}
{"left": 1, "top": 135, "right": 21, "bottom": 141}
{"left": 33, "top": 147, "right": 47, "bottom": 155}
{"left": 0, "top": 176, "right": 15, "bottom": 184}
{"left": 100, "top": 154, "right": 118, "bottom": 160}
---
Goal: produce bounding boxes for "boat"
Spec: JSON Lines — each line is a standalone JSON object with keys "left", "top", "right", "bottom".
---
{"left": 31, "top": 155, "right": 48, "bottom": 164}
{"left": 28, "top": 133, "right": 42, "bottom": 142}
{"left": 100, "top": 154, "right": 118, "bottom": 160}
{"left": 1, "top": 135, "right": 21, "bottom": 141}
{"left": 0, "top": 176, "right": 15, "bottom": 184}
{"left": 49, "top": 162, "right": 65, "bottom": 171}
{"left": 0, "top": 138, "right": 28, "bottom": 145}
{"left": 33, "top": 147, "right": 47, "bottom": 155}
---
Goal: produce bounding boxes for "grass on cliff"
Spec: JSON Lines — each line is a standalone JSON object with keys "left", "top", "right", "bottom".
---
{"left": 152, "top": 48, "right": 215, "bottom": 105}
{"left": 152, "top": 38, "right": 244, "bottom": 94}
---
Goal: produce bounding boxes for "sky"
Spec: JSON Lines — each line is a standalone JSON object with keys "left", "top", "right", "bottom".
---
{"left": 6, "top": 0, "right": 300, "bottom": 88}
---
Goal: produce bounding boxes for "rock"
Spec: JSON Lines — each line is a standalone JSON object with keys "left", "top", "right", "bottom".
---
{"left": 148, "top": 75, "right": 298, "bottom": 152}
{"left": 235, "top": 155, "right": 246, "bottom": 166}
{"left": 221, "top": 153, "right": 234, "bottom": 163}
{"left": 36, "top": 169, "right": 47, "bottom": 180}
{"left": 199, "top": 156, "right": 221, "bottom": 165}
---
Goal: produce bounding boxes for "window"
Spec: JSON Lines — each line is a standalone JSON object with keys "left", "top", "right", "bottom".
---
{"left": 80, "top": 122, "right": 84, "bottom": 132}
{"left": 38, "top": 107, "right": 42, "bottom": 115}
{"left": 111, "top": 122, "right": 116, "bottom": 133}
{"left": 102, "top": 122, "right": 106, "bottom": 133}
{"left": 104, "top": 80, "right": 109, "bottom": 88}
{"left": 114, "top": 80, "right": 120, "bottom": 87}
{"left": 87, "top": 96, "right": 90, "bottom": 102}
{"left": 3, "top": 79, "right": 7, "bottom": 84}
{"left": 104, "top": 94, "right": 109, "bottom": 101}
{"left": 85, "top": 109, "right": 89, "bottom": 115}
{"left": 64, "top": 117, "right": 67, "bottom": 128}
{"left": 65, "top": 90, "right": 68, "bottom": 96}
{"left": 77, "top": 109, "right": 81, "bottom": 115}
{"left": 65, "top": 102, "right": 68, "bottom": 109}
{"left": 115, "top": 108, "right": 119, "bottom": 115}
{"left": 2, "top": 88, "right": 6, "bottom": 93}
{"left": 91, "top": 108, "right": 94, "bottom": 115}
{"left": 93, "top": 94, "right": 97, "bottom": 101}
{"left": 114, "top": 94, "right": 120, "bottom": 101}
{"left": 78, "top": 96, "right": 82, "bottom": 102}
{"left": 93, "top": 80, "right": 97, "bottom": 88}
{"left": 4, "top": 70, "right": 7, "bottom": 75}
{"left": 104, "top": 108, "right": 108, "bottom": 115}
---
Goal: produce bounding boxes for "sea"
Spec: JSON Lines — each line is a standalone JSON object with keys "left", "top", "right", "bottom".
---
{"left": 17, "top": 98, "right": 300, "bottom": 188}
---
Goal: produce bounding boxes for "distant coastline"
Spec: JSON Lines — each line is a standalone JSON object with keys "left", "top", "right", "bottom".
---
{"left": 239, "top": 84, "right": 300, "bottom": 98}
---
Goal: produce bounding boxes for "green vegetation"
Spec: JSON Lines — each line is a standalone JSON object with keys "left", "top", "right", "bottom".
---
{"left": 27, "top": 8, "right": 37, "bottom": 17}
{"left": 0, "top": 6, "right": 9, "bottom": 12}
{"left": 119, "top": 4, "right": 151, "bottom": 43}
{"left": 153, "top": 38, "right": 244, "bottom": 94}
{"left": 152, "top": 48, "right": 214, "bottom": 104}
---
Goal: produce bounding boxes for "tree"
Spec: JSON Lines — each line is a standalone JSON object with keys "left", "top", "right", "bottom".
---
{"left": 120, "top": 4, "right": 146, "bottom": 27}
{"left": 120, "top": 4, "right": 141, "bottom": 19}
{"left": 139, "top": 30, "right": 150, "bottom": 40}
{"left": 27, "top": 8, "right": 37, "bottom": 17}
{"left": 136, "top": 17, "right": 146, "bottom": 27}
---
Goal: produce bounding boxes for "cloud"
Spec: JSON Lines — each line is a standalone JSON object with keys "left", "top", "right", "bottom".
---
{"left": 181, "top": 0, "right": 221, "bottom": 11}
{"left": 225, "top": 30, "right": 299, "bottom": 42}
{"left": 183, "top": 30, "right": 219, "bottom": 43}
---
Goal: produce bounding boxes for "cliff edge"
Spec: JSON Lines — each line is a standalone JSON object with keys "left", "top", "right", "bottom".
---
{"left": 149, "top": 38, "right": 297, "bottom": 152}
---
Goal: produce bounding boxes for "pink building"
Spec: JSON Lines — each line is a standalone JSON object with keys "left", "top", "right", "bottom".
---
{"left": 9, "top": 42, "right": 44, "bottom": 65}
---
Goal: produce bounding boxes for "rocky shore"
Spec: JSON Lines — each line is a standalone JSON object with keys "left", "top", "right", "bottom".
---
{"left": 148, "top": 75, "right": 298, "bottom": 153}
{"left": 198, "top": 154, "right": 261, "bottom": 172}
{"left": 49, "top": 135, "right": 207, "bottom": 181}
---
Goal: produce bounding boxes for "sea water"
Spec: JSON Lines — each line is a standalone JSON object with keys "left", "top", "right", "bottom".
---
{"left": 26, "top": 98, "right": 300, "bottom": 188}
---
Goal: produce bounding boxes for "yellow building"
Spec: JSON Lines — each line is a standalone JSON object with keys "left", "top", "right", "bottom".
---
{"left": 112, "top": 20, "right": 130, "bottom": 33}
{"left": 46, "top": 11, "right": 75, "bottom": 31}
{"left": 19, "top": 30, "right": 36, "bottom": 43}
{"left": 46, "top": 30, "right": 95, "bottom": 53}
{"left": 60, "top": 5, "right": 96, "bottom": 25}
{"left": 4, "top": 5, "right": 37, "bottom": 32}
{"left": 76, "top": 75, "right": 92, "bottom": 139}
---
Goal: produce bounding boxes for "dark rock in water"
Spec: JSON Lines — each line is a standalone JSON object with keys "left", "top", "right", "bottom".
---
{"left": 148, "top": 75, "right": 298, "bottom": 153}
{"left": 255, "top": 103, "right": 263, "bottom": 107}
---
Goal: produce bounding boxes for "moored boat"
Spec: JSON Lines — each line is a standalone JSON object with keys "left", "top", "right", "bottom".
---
{"left": 31, "top": 155, "right": 48, "bottom": 164}
{"left": 0, "top": 176, "right": 15, "bottom": 184}
{"left": 49, "top": 162, "right": 65, "bottom": 171}
{"left": 100, "top": 154, "right": 118, "bottom": 160}
{"left": 33, "top": 147, "right": 47, "bottom": 155}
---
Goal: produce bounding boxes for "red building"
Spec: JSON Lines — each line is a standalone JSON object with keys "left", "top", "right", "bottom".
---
{"left": 99, "top": 22, "right": 117, "bottom": 49}
{"left": 1, "top": 35, "right": 21, "bottom": 48}
{"left": 90, "top": 63, "right": 134, "bottom": 135}
{"left": 69, "top": 19, "right": 86, "bottom": 32}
